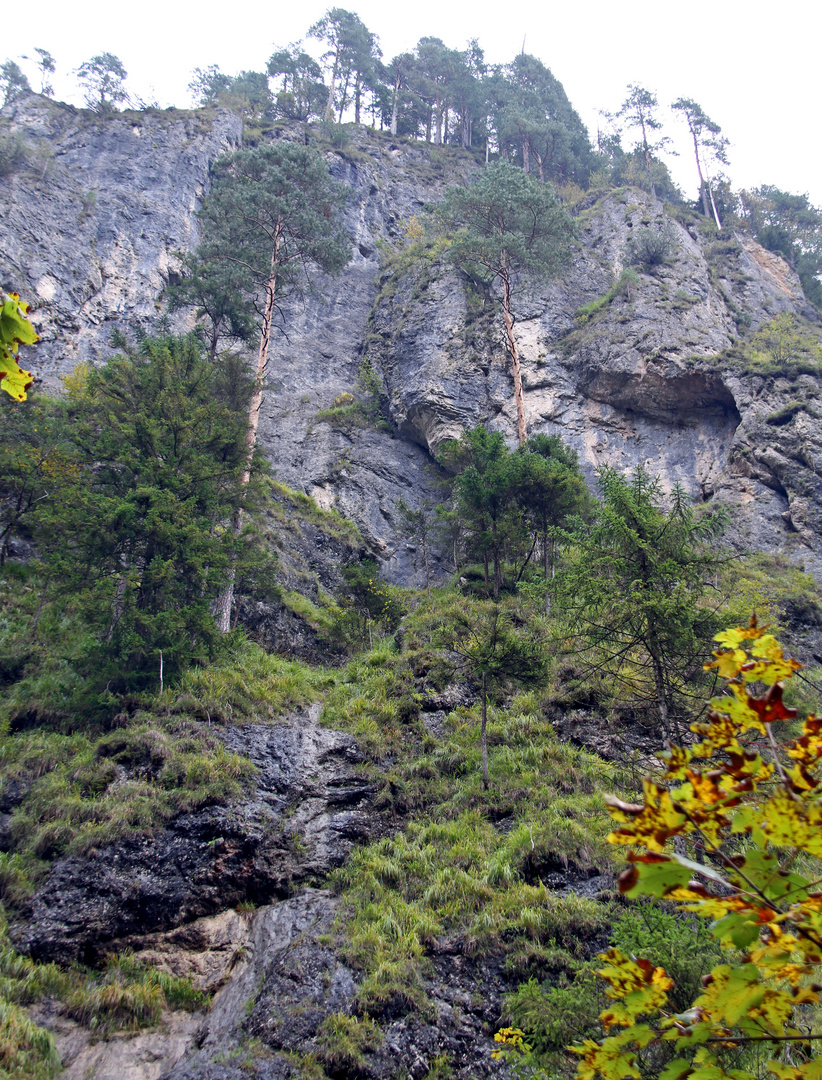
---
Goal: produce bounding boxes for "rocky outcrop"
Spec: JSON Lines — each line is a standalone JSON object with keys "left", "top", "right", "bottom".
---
{"left": 367, "top": 192, "right": 822, "bottom": 577}
{"left": 13, "top": 705, "right": 372, "bottom": 964}
{"left": 135, "top": 889, "right": 519, "bottom": 1080}
{"left": 0, "top": 95, "right": 242, "bottom": 385}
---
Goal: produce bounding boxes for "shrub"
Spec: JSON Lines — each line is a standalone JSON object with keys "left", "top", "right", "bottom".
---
{"left": 624, "top": 221, "right": 677, "bottom": 272}
{"left": 0, "top": 132, "right": 27, "bottom": 178}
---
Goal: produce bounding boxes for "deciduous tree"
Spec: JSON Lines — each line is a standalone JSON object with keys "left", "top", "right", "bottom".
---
{"left": 0, "top": 290, "right": 37, "bottom": 401}
{"left": 76, "top": 53, "right": 129, "bottom": 112}
{"left": 573, "top": 618, "right": 822, "bottom": 1080}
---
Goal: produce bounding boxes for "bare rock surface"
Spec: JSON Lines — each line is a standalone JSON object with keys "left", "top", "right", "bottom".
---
{"left": 158, "top": 889, "right": 517, "bottom": 1080}
{"left": 13, "top": 706, "right": 372, "bottom": 964}
{"left": 0, "top": 95, "right": 242, "bottom": 386}
{"left": 33, "top": 1006, "right": 201, "bottom": 1080}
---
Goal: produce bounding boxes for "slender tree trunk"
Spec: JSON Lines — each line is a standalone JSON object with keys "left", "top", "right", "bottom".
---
{"left": 390, "top": 75, "right": 400, "bottom": 135}
{"left": 651, "top": 652, "right": 671, "bottom": 741}
{"left": 690, "top": 128, "right": 711, "bottom": 218}
{"left": 522, "top": 138, "right": 530, "bottom": 175}
{"left": 337, "top": 72, "right": 351, "bottom": 123}
{"left": 215, "top": 220, "right": 282, "bottom": 633}
{"left": 481, "top": 671, "right": 489, "bottom": 790}
{"left": 544, "top": 525, "right": 552, "bottom": 616}
{"left": 704, "top": 161, "right": 722, "bottom": 229}
{"left": 645, "top": 145, "right": 655, "bottom": 199}
{"left": 324, "top": 48, "right": 340, "bottom": 122}
{"left": 640, "top": 119, "right": 656, "bottom": 199}
{"left": 354, "top": 74, "right": 361, "bottom": 124}
{"left": 515, "top": 533, "right": 538, "bottom": 583}
{"left": 492, "top": 538, "right": 501, "bottom": 600}
{"left": 106, "top": 540, "right": 133, "bottom": 644}
{"left": 501, "top": 270, "right": 527, "bottom": 445}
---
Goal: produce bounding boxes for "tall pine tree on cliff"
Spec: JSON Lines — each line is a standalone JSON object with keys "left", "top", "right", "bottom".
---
{"left": 182, "top": 143, "right": 350, "bottom": 630}
{"left": 435, "top": 163, "right": 572, "bottom": 445}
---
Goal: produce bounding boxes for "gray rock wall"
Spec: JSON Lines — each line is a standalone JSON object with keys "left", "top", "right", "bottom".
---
{"left": 3, "top": 96, "right": 821, "bottom": 584}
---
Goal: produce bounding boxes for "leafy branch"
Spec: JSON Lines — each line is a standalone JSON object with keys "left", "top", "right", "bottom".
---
{"left": 572, "top": 616, "right": 822, "bottom": 1080}
{"left": 0, "top": 290, "right": 37, "bottom": 401}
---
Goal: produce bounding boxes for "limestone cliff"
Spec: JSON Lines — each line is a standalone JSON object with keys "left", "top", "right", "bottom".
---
{"left": 2, "top": 94, "right": 821, "bottom": 584}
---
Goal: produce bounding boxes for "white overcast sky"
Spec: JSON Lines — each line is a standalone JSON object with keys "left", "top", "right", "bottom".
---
{"left": 16, "top": 0, "right": 822, "bottom": 206}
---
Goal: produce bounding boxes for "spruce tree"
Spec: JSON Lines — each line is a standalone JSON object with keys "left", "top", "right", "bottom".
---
{"left": 553, "top": 466, "right": 727, "bottom": 739}
{"left": 36, "top": 335, "right": 271, "bottom": 685}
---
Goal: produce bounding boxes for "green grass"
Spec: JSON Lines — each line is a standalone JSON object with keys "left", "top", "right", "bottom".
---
{"left": 316, "top": 593, "right": 629, "bottom": 1018}
{"left": 573, "top": 269, "right": 639, "bottom": 325}
{"left": 0, "top": 575, "right": 326, "bottom": 875}
{"left": 7, "top": 544, "right": 812, "bottom": 1072}
{"left": 1, "top": 717, "right": 255, "bottom": 867}
{"left": 0, "top": 914, "right": 207, "bottom": 1077}
{"left": 175, "top": 636, "right": 325, "bottom": 722}
{"left": 267, "top": 481, "right": 363, "bottom": 546}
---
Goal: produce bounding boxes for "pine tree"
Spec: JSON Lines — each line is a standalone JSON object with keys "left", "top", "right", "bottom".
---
{"left": 183, "top": 143, "right": 350, "bottom": 631}
{"left": 435, "top": 165, "right": 573, "bottom": 444}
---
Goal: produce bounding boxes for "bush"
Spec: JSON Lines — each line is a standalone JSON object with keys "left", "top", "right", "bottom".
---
{"left": 624, "top": 221, "right": 677, "bottom": 272}
{"left": 0, "top": 132, "right": 27, "bottom": 178}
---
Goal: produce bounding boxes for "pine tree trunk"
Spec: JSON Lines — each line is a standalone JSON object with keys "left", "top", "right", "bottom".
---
{"left": 215, "top": 221, "right": 281, "bottom": 633}
{"left": 481, "top": 671, "right": 489, "bottom": 790}
{"left": 690, "top": 127, "right": 711, "bottom": 218}
{"left": 501, "top": 271, "right": 527, "bottom": 445}
{"left": 324, "top": 48, "right": 340, "bottom": 122}
{"left": 390, "top": 76, "right": 400, "bottom": 135}
{"left": 704, "top": 165, "right": 722, "bottom": 229}
{"left": 337, "top": 72, "right": 350, "bottom": 123}
{"left": 651, "top": 653, "right": 671, "bottom": 741}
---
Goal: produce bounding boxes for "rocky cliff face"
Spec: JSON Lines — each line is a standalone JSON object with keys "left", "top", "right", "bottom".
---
{"left": 3, "top": 95, "right": 821, "bottom": 590}
{"left": 0, "top": 97, "right": 242, "bottom": 381}
{"left": 6, "top": 96, "right": 822, "bottom": 1080}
